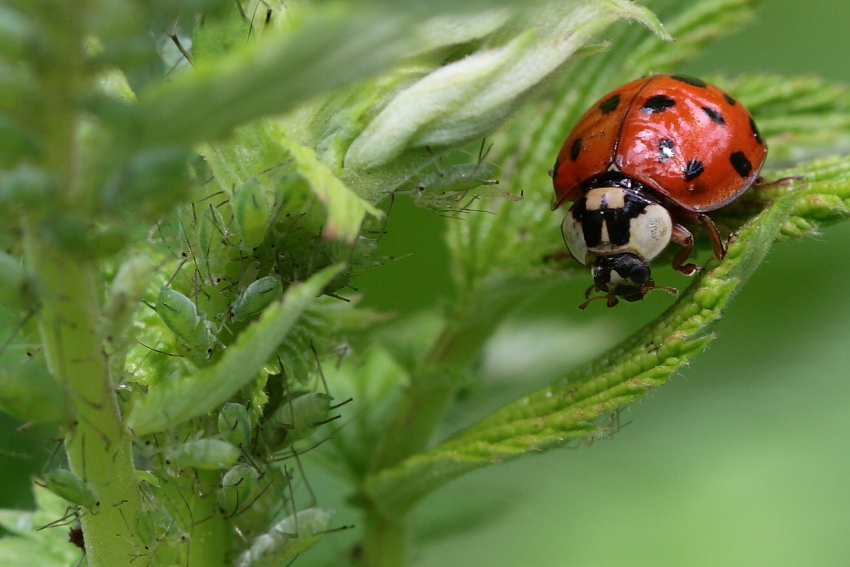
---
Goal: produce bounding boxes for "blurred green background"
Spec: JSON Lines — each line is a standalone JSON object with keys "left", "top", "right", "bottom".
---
{"left": 4, "top": 1, "right": 850, "bottom": 565}
{"left": 358, "top": 1, "right": 850, "bottom": 566}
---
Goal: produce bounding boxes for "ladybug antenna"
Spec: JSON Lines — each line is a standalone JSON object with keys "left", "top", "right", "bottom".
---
{"left": 643, "top": 280, "right": 678, "bottom": 297}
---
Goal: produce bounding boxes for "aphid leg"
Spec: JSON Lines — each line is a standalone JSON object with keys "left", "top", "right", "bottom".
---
{"left": 283, "top": 465, "right": 299, "bottom": 537}
{"left": 0, "top": 308, "right": 36, "bottom": 359}
{"left": 166, "top": 20, "right": 193, "bottom": 67}
{"left": 279, "top": 356, "right": 296, "bottom": 436}
{"left": 227, "top": 466, "right": 277, "bottom": 520}
{"left": 696, "top": 214, "right": 726, "bottom": 260}
{"left": 288, "top": 445, "right": 317, "bottom": 508}
{"left": 247, "top": 0, "right": 273, "bottom": 39}
{"left": 670, "top": 223, "right": 700, "bottom": 275}
{"left": 309, "top": 343, "right": 329, "bottom": 395}
{"left": 176, "top": 215, "right": 204, "bottom": 289}
{"left": 37, "top": 506, "right": 81, "bottom": 530}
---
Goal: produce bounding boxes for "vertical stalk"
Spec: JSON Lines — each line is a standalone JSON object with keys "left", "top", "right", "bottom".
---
{"left": 363, "top": 328, "right": 465, "bottom": 567}
{"left": 188, "top": 471, "right": 229, "bottom": 567}
{"left": 22, "top": 4, "right": 143, "bottom": 564}
{"left": 159, "top": 471, "right": 228, "bottom": 567}
{"left": 362, "top": 504, "right": 409, "bottom": 567}
{"left": 368, "top": 366, "right": 456, "bottom": 474}
{"left": 25, "top": 232, "right": 141, "bottom": 567}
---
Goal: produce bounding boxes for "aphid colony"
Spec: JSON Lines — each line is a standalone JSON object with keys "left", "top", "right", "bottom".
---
{"left": 41, "top": 372, "right": 350, "bottom": 564}
{"left": 551, "top": 75, "right": 767, "bottom": 308}
{"left": 32, "top": 133, "right": 516, "bottom": 561}
{"left": 33, "top": 163, "right": 360, "bottom": 563}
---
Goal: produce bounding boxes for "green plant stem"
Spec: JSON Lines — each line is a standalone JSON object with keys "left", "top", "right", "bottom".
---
{"left": 363, "top": 330, "right": 462, "bottom": 566}
{"left": 159, "top": 471, "right": 227, "bottom": 567}
{"left": 368, "top": 366, "right": 455, "bottom": 474}
{"left": 362, "top": 503, "right": 409, "bottom": 567}
{"left": 23, "top": 230, "right": 141, "bottom": 567}
{"left": 189, "top": 471, "right": 228, "bottom": 567}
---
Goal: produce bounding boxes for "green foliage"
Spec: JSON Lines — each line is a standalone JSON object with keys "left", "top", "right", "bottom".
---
{"left": 1, "top": 0, "right": 850, "bottom": 566}
{"left": 0, "top": 485, "right": 83, "bottom": 567}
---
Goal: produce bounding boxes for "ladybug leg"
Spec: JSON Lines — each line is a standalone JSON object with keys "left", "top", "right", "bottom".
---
{"left": 578, "top": 292, "right": 618, "bottom": 310}
{"left": 543, "top": 251, "right": 575, "bottom": 264}
{"left": 696, "top": 213, "right": 726, "bottom": 260}
{"left": 670, "top": 223, "right": 700, "bottom": 275}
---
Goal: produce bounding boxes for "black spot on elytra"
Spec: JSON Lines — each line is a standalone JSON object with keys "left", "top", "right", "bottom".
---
{"left": 749, "top": 116, "right": 764, "bottom": 145}
{"left": 730, "top": 152, "right": 752, "bottom": 177}
{"left": 723, "top": 92, "right": 737, "bottom": 106}
{"left": 641, "top": 95, "right": 676, "bottom": 114}
{"left": 599, "top": 94, "right": 621, "bottom": 114}
{"left": 658, "top": 138, "right": 675, "bottom": 163}
{"left": 671, "top": 75, "right": 707, "bottom": 88}
{"left": 683, "top": 159, "right": 705, "bottom": 181}
{"left": 570, "top": 138, "right": 582, "bottom": 161}
{"left": 702, "top": 106, "right": 725, "bottom": 125}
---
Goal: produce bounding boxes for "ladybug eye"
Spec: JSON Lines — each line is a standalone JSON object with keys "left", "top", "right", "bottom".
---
{"left": 628, "top": 264, "right": 650, "bottom": 284}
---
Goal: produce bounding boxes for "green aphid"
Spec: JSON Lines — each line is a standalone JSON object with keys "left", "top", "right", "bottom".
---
{"left": 42, "top": 469, "right": 100, "bottom": 511}
{"left": 232, "top": 178, "right": 271, "bottom": 249}
{"left": 413, "top": 161, "right": 499, "bottom": 195}
{"left": 230, "top": 276, "right": 283, "bottom": 322}
{"left": 403, "top": 142, "right": 521, "bottom": 211}
{"left": 134, "top": 503, "right": 188, "bottom": 548}
{"left": 156, "top": 286, "right": 217, "bottom": 357}
{"left": 236, "top": 508, "right": 334, "bottom": 567}
{"left": 218, "top": 402, "right": 252, "bottom": 449}
{"left": 163, "top": 438, "right": 241, "bottom": 470}
{"left": 269, "top": 392, "right": 335, "bottom": 445}
{"left": 194, "top": 202, "right": 230, "bottom": 284}
{"left": 217, "top": 463, "right": 260, "bottom": 516}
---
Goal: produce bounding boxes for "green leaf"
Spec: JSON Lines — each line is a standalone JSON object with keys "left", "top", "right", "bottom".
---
{"left": 279, "top": 136, "right": 383, "bottom": 242}
{"left": 761, "top": 155, "right": 850, "bottom": 239}
{"left": 0, "top": 355, "right": 67, "bottom": 425}
{"left": 134, "top": 10, "right": 418, "bottom": 149}
{"left": 126, "top": 264, "right": 344, "bottom": 436}
{"left": 364, "top": 184, "right": 805, "bottom": 518}
{"left": 344, "top": 0, "right": 670, "bottom": 170}
{"left": 712, "top": 74, "right": 850, "bottom": 164}
{"left": 624, "top": 0, "right": 757, "bottom": 76}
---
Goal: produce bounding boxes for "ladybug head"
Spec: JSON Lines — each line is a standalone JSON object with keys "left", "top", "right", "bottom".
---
{"left": 591, "top": 253, "right": 652, "bottom": 301}
{"left": 580, "top": 254, "right": 678, "bottom": 309}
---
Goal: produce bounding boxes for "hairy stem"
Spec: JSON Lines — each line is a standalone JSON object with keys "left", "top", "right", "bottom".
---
{"left": 24, "top": 231, "right": 141, "bottom": 567}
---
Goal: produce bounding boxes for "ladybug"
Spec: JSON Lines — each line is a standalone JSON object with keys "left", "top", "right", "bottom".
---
{"left": 551, "top": 74, "right": 767, "bottom": 308}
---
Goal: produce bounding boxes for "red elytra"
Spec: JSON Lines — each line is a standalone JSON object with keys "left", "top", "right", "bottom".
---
{"left": 551, "top": 74, "right": 767, "bottom": 213}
